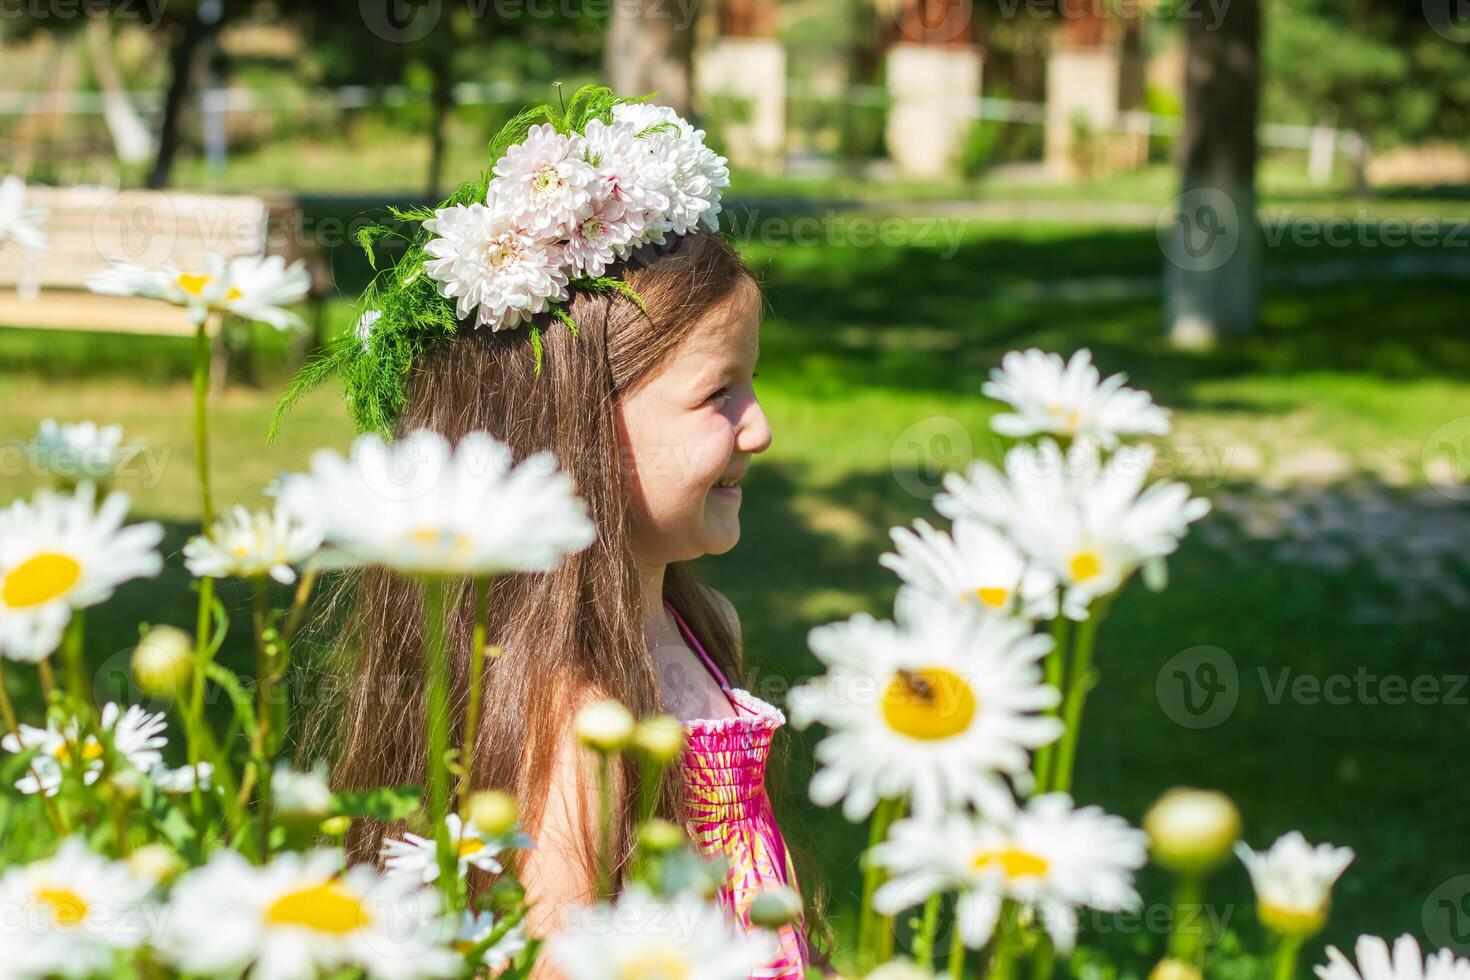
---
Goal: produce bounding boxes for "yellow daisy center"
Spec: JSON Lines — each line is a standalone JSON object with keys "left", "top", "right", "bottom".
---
{"left": 52, "top": 738, "right": 104, "bottom": 765}
{"left": 973, "top": 846, "right": 1049, "bottom": 881}
{"left": 37, "top": 886, "right": 89, "bottom": 926}
{"left": 405, "top": 526, "right": 471, "bottom": 562}
{"left": 881, "top": 667, "right": 978, "bottom": 741}
{"left": 1068, "top": 550, "right": 1103, "bottom": 583}
{"left": 264, "top": 879, "right": 371, "bottom": 935}
{"left": 969, "top": 586, "right": 1009, "bottom": 609}
{"left": 176, "top": 273, "right": 241, "bottom": 302}
{"left": 2, "top": 552, "right": 82, "bottom": 609}
{"left": 1047, "top": 403, "right": 1082, "bottom": 432}
{"left": 617, "top": 952, "right": 690, "bottom": 980}
{"left": 456, "top": 837, "right": 485, "bottom": 859}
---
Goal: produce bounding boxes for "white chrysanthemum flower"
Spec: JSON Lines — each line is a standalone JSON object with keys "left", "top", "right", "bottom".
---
{"left": 0, "top": 483, "right": 163, "bottom": 662}
{"left": 149, "top": 761, "right": 212, "bottom": 795}
{"left": 490, "top": 123, "right": 598, "bottom": 240}
{"left": 880, "top": 517, "right": 1058, "bottom": 621}
{"left": 88, "top": 253, "right": 310, "bottom": 330}
{"left": 279, "top": 429, "right": 595, "bottom": 577}
{"left": 1317, "top": 936, "right": 1470, "bottom": 980}
{"left": 355, "top": 309, "right": 382, "bottom": 351}
{"left": 454, "top": 910, "right": 528, "bottom": 970}
{"left": 982, "top": 348, "right": 1171, "bottom": 448}
{"left": 872, "top": 793, "right": 1147, "bottom": 952}
{"left": 0, "top": 174, "right": 47, "bottom": 253}
{"left": 182, "top": 503, "right": 322, "bottom": 584}
{"left": 422, "top": 202, "right": 569, "bottom": 331}
{"left": 563, "top": 194, "right": 639, "bottom": 277}
{"left": 611, "top": 102, "right": 729, "bottom": 237}
{"left": 25, "top": 419, "right": 137, "bottom": 483}
{"left": 0, "top": 837, "right": 155, "bottom": 976}
{"left": 935, "top": 440, "right": 1209, "bottom": 618}
{"left": 156, "top": 849, "right": 459, "bottom": 980}
{"left": 547, "top": 885, "right": 777, "bottom": 980}
{"left": 1237, "top": 832, "right": 1355, "bottom": 936}
{"left": 788, "top": 593, "right": 1061, "bottom": 821}
{"left": 382, "top": 812, "right": 531, "bottom": 884}
{"left": 582, "top": 117, "right": 672, "bottom": 222}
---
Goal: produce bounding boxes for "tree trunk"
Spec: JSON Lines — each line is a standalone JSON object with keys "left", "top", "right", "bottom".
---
{"left": 426, "top": 55, "right": 454, "bottom": 199}
{"left": 1163, "top": 0, "right": 1261, "bottom": 348}
{"left": 85, "top": 18, "right": 153, "bottom": 165}
{"left": 605, "top": 0, "right": 694, "bottom": 116}
{"left": 146, "top": 17, "right": 212, "bottom": 189}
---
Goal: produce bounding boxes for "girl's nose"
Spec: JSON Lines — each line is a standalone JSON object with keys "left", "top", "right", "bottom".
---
{"left": 739, "top": 396, "right": 773, "bottom": 455}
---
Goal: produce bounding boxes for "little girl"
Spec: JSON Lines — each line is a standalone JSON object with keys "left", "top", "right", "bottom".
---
{"left": 315, "top": 94, "right": 813, "bottom": 979}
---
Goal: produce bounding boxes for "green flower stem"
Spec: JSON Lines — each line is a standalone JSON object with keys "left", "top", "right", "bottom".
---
{"left": 857, "top": 796, "right": 904, "bottom": 970}
{"left": 1033, "top": 933, "right": 1056, "bottom": 980}
{"left": 0, "top": 660, "right": 65, "bottom": 834}
{"left": 1033, "top": 610, "right": 1071, "bottom": 791}
{"left": 188, "top": 315, "right": 218, "bottom": 841}
{"left": 192, "top": 316, "right": 217, "bottom": 528}
{"left": 251, "top": 577, "right": 275, "bottom": 861}
{"left": 988, "top": 899, "right": 1022, "bottom": 980}
{"left": 947, "top": 908, "right": 967, "bottom": 980}
{"left": 913, "top": 892, "right": 942, "bottom": 969}
{"left": 1274, "top": 933, "right": 1304, "bottom": 980}
{"left": 421, "top": 577, "right": 458, "bottom": 908}
{"left": 61, "top": 612, "right": 92, "bottom": 717}
{"left": 1167, "top": 872, "right": 1205, "bottom": 964}
{"left": 595, "top": 752, "right": 614, "bottom": 899}
{"left": 455, "top": 577, "right": 492, "bottom": 820}
{"left": 280, "top": 564, "right": 319, "bottom": 643}
{"left": 1052, "top": 600, "right": 1111, "bottom": 795}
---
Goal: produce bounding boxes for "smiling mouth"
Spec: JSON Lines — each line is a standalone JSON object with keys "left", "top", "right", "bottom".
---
{"left": 714, "top": 477, "right": 741, "bottom": 489}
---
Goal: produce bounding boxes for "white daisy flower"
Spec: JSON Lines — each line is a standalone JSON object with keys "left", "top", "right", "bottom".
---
{"left": 490, "top": 123, "right": 599, "bottom": 240}
{"left": 0, "top": 483, "right": 163, "bottom": 662}
{"left": 421, "top": 202, "right": 569, "bottom": 331}
{"left": 880, "top": 517, "right": 1059, "bottom": 621}
{"left": 454, "top": 910, "right": 528, "bottom": 970}
{"left": 935, "top": 440, "right": 1209, "bottom": 618}
{"left": 582, "top": 117, "right": 672, "bottom": 223}
{"left": 1317, "top": 936, "right": 1470, "bottom": 980}
{"left": 0, "top": 837, "right": 155, "bottom": 976}
{"left": 1237, "top": 831, "right": 1355, "bottom": 936}
{"left": 982, "top": 348, "right": 1171, "bottom": 448}
{"left": 148, "top": 761, "right": 212, "bottom": 795}
{"left": 2, "top": 702, "right": 166, "bottom": 796}
{"left": 156, "top": 848, "right": 459, "bottom": 980}
{"left": 182, "top": 502, "right": 322, "bottom": 584}
{"left": 24, "top": 419, "right": 138, "bottom": 483}
{"left": 872, "top": 793, "right": 1147, "bottom": 952}
{"left": 381, "top": 812, "right": 531, "bottom": 884}
{"left": 788, "top": 593, "right": 1062, "bottom": 821}
{"left": 355, "top": 309, "right": 382, "bottom": 351}
{"left": 0, "top": 174, "right": 47, "bottom": 253}
{"left": 278, "top": 429, "right": 595, "bottom": 577}
{"left": 611, "top": 102, "right": 729, "bottom": 237}
{"left": 88, "top": 253, "right": 309, "bottom": 330}
{"left": 547, "top": 885, "right": 777, "bottom": 980}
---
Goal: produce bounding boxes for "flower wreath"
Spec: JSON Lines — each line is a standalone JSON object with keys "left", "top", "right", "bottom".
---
{"left": 271, "top": 85, "right": 730, "bottom": 440}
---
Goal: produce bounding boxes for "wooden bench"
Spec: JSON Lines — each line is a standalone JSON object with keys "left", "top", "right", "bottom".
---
{"left": 0, "top": 186, "right": 323, "bottom": 386}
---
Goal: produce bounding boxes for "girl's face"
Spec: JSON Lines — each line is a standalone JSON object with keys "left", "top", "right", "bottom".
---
{"left": 617, "top": 282, "right": 772, "bottom": 565}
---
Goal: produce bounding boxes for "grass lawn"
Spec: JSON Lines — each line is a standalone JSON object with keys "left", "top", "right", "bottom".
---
{"left": 2, "top": 210, "right": 1468, "bottom": 974}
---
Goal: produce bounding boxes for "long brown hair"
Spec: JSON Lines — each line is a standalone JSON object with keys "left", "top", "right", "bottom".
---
{"left": 310, "top": 230, "right": 757, "bottom": 892}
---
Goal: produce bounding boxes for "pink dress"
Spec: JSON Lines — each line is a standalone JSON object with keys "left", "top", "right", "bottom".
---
{"left": 667, "top": 600, "right": 810, "bottom": 979}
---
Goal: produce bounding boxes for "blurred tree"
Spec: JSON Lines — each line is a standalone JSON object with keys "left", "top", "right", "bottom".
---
{"left": 606, "top": 0, "right": 694, "bottom": 115}
{"left": 1163, "top": 0, "right": 1261, "bottom": 347}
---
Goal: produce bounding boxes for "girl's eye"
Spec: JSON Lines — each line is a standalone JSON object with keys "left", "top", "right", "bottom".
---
{"left": 707, "top": 386, "right": 730, "bottom": 403}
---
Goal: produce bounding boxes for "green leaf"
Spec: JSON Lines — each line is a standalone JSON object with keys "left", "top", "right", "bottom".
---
{"left": 529, "top": 324, "right": 543, "bottom": 376}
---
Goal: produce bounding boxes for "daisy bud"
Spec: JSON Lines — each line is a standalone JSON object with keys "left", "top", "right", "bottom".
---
{"left": 637, "top": 818, "right": 685, "bottom": 853}
{"left": 467, "top": 789, "right": 520, "bottom": 837}
{"left": 1236, "top": 832, "right": 1354, "bottom": 938}
{"left": 748, "top": 885, "right": 802, "bottom": 928}
{"left": 111, "top": 766, "right": 145, "bottom": 802}
{"left": 1144, "top": 788, "right": 1241, "bottom": 873}
{"left": 575, "top": 699, "right": 635, "bottom": 754}
{"left": 271, "top": 762, "right": 333, "bottom": 823}
{"left": 131, "top": 624, "right": 194, "bottom": 698}
{"left": 1149, "top": 961, "right": 1203, "bottom": 980}
{"left": 319, "top": 815, "right": 352, "bottom": 837}
{"left": 632, "top": 714, "right": 685, "bottom": 762}
{"left": 128, "top": 843, "right": 183, "bottom": 883}
{"left": 866, "top": 961, "right": 935, "bottom": 980}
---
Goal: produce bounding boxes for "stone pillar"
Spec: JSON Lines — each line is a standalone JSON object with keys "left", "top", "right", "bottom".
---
{"left": 694, "top": 37, "right": 787, "bottom": 172}
{"left": 884, "top": 43, "right": 983, "bottom": 180}
{"left": 1045, "top": 12, "right": 1147, "bottom": 178}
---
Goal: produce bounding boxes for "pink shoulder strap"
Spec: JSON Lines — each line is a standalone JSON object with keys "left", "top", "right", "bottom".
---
{"left": 664, "top": 599, "right": 733, "bottom": 691}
